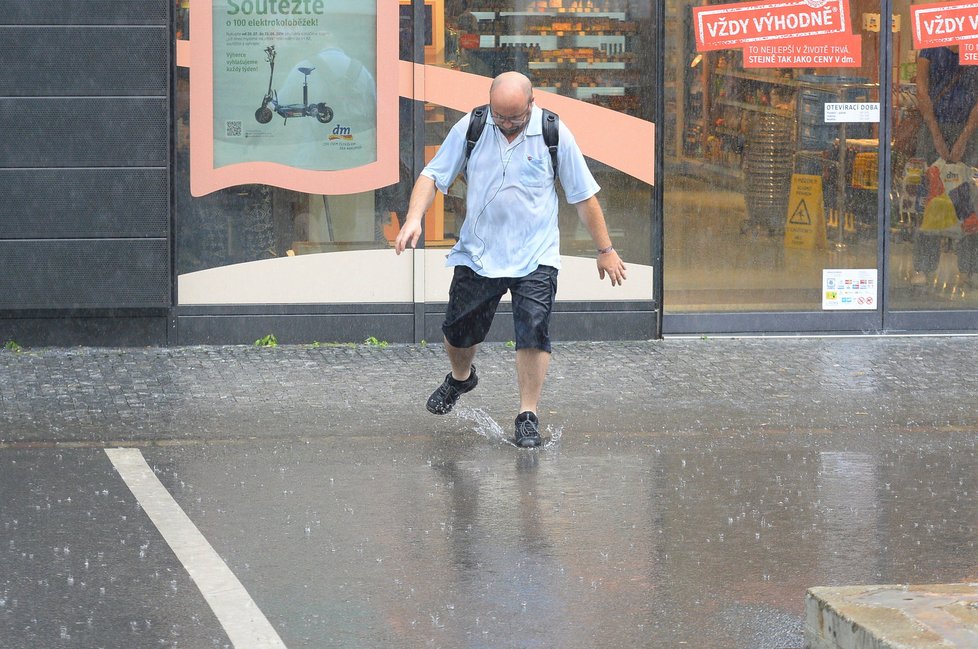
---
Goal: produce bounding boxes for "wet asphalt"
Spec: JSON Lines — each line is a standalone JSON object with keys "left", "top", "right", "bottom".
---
{"left": 1, "top": 336, "right": 977, "bottom": 649}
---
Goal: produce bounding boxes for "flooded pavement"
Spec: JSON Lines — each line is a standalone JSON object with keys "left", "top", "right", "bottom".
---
{"left": 2, "top": 338, "right": 978, "bottom": 648}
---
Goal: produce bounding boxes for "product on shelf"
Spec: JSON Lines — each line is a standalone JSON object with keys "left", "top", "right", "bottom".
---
{"left": 461, "top": 0, "right": 643, "bottom": 116}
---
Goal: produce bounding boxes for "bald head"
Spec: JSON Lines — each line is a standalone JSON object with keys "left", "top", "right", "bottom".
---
{"left": 488, "top": 72, "right": 534, "bottom": 138}
{"left": 490, "top": 71, "right": 533, "bottom": 101}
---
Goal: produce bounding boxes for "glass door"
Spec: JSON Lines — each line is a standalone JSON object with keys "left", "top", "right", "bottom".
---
{"left": 885, "top": 0, "right": 978, "bottom": 331}
{"left": 662, "top": 0, "right": 886, "bottom": 333}
{"left": 418, "top": 0, "right": 658, "bottom": 341}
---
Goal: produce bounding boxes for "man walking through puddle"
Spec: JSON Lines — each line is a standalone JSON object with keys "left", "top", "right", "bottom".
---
{"left": 395, "top": 71, "right": 626, "bottom": 447}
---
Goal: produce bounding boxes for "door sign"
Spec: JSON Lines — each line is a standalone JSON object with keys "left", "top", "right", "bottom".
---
{"left": 910, "top": 1, "right": 978, "bottom": 50}
{"left": 823, "top": 268, "right": 877, "bottom": 310}
{"left": 693, "top": 0, "right": 862, "bottom": 68}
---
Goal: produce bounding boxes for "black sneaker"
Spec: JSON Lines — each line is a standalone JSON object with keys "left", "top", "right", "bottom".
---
{"left": 514, "top": 411, "right": 542, "bottom": 448}
{"left": 426, "top": 365, "right": 478, "bottom": 414}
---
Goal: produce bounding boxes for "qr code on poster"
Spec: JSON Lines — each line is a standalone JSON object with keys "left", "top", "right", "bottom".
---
{"left": 225, "top": 120, "right": 243, "bottom": 138}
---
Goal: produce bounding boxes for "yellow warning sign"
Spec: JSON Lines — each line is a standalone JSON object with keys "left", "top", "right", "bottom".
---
{"left": 784, "top": 174, "right": 827, "bottom": 249}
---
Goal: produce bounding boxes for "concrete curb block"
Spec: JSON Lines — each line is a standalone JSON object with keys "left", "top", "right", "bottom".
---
{"left": 805, "top": 584, "right": 978, "bottom": 649}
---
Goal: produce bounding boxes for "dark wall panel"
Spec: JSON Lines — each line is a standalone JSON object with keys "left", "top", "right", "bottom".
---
{"left": 0, "top": 98, "right": 168, "bottom": 167}
{"left": 0, "top": 27, "right": 168, "bottom": 96}
{"left": 0, "top": 169, "right": 168, "bottom": 239}
{"left": 174, "top": 308, "right": 659, "bottom": 345}
{"left": 0, "top": 240, "right": 170, "bottom": 309}
{"left": 0, "top": 1, "right": 167, "bottom": 25}
{"left": 0, "top": 1, "right": 173, "bottom": 344}
{"left": 423, "top": 303, "right": 658, "bottom": 344}
{"left": 176, "top": 314, "right": 416, "bottom": 346}
{"left": 0, "top": 316, "right": 168, "bottom": 347}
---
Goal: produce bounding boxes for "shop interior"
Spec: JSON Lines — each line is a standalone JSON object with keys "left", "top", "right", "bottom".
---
{"left": 175, "top": 0, "right": 977, "bottom": 319}
{"left": 662, "top": 0, "right": 978, "bottom": 314}
{"left": 176, "top": 0, "right": 651, "bottom": 277}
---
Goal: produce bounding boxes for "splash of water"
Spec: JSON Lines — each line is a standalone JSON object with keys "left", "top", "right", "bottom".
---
{"left": 543, "top": 424, "right": 562, "bottom": 449}
{"left": 455, "top": 407, "right": 562, "bottom": 449}
{"left": 455, "top": 407, "right": 512, "bottom": 445}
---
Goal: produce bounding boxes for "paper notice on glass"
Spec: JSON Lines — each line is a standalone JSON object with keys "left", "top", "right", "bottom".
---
{"left": 824, "top": 102, "right": 880, "bottom": 123}
{"left": 823, "top": 269, "right": 878, "bottom": 310}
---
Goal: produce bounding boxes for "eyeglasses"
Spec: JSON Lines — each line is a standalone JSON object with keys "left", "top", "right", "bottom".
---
{"left": 491, "top": 101, "right": 532, "bottom": 125}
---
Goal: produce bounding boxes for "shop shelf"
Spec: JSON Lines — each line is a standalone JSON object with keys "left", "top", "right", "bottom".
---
{"left": 529, "top": 61, "right": 627, "bottom": 69}
{"left": 719, "top": 70, "right": 800, "bottom": 86}
{"left": 499, "top": 11, "right": 628, "bottom": 19}
{"left": 716, "top": 98, "right": 793, "bottom": 117}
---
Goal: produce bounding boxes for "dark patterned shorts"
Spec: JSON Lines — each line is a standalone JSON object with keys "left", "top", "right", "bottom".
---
{"left": 442, "top": 265, "right": 558, "bottom": 352}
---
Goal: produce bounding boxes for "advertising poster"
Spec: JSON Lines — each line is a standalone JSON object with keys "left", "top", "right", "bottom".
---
{"left": 215, "top": 0, "right": 376, "bottom": 170}
{"left": 910, "top": 1, "right": 978, "bottom": 65}
{"left": 693, "top": 0, "right": 862, "bottom": 69}
{"left": 190, "top": 0, "right": 398, "bottom": 196}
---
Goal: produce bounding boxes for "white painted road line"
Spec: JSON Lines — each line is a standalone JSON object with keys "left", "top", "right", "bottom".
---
{"left": 105, "top": 448, "right": 288, "bottom": 649}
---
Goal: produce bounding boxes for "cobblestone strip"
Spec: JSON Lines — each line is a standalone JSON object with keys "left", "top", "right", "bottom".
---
{"left": 1, "top": 338, "right": 976, "bottom": 444}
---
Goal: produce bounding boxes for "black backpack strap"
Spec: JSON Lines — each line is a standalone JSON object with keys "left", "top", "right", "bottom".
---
{"left": 542, "top": 108, "right": 559, "bottom": 176}
{"left": 465, "top": 104, "right": 489, "bottom": 162}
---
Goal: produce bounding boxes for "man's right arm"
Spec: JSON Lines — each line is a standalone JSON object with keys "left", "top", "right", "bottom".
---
{"left": 394, "top": 113, "right": 471, "bottom": 254}
{"left": 394, "top": 174, "right": 437, "bottom": 254}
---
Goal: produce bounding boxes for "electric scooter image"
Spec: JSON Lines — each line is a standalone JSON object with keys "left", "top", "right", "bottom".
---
{"left": 255, "top": 45, "right": 334, "bottom": 125}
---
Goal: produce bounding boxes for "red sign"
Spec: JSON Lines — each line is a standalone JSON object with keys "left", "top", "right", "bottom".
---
{"left": 910, "top": 1, "right": 978, "bottom": 49}
{"left": 693, "top": 0, "right": 851, "bottom": 52}
{"left": 964, "top": 42, "right": 978, "bottom": 66}
{"left": 743, "top": 33, "right": 862, "bottom": 68}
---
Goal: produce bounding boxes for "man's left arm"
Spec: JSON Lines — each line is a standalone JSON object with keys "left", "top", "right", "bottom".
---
{"left": 574, "top": 195, "right": 627, "bottom": 286}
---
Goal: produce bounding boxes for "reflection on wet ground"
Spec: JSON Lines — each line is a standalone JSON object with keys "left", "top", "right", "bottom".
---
{"left": 5, "top": 425, "right": 971, "bottom": 648}
{"left": 2, "top": 339, "right": 977, "bottom": 648}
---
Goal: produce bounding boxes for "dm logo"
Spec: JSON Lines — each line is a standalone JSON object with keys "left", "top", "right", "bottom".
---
{"left": 329, "top": 124, "right": 353, "bottom": 141}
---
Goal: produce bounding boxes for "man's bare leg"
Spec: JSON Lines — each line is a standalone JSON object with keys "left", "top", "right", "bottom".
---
{"left": 445, "top": 337, "right": 477, "bottom": 381}
{"left": 516, "top": 347, "right": 551, "bottom": 414}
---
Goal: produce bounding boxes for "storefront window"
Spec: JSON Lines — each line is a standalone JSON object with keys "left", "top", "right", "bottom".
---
{"left": 171, "top": 0, "right": 978, "bottom": 333}
{"left": 664, "top": 0, "right": 882, "bottom": 315}
{"left": 175, "top": 0, "right": 652, "bottom": 311}
{"left": 174, "top": 1, "right": 412, "bottom": 305}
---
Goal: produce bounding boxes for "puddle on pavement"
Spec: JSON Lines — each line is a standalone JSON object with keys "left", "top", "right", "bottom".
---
{"left": 3, "top": 432, "right": 976, "bottom": 649}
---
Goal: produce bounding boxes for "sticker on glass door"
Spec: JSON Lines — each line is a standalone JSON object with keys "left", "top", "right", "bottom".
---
{"left": 823, "top": 268, "right": 878, "bottom": 309}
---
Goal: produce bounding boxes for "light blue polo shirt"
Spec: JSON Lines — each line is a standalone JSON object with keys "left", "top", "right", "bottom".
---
{"left": 420, "top": 105, "right": 600, "bottom": 278}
